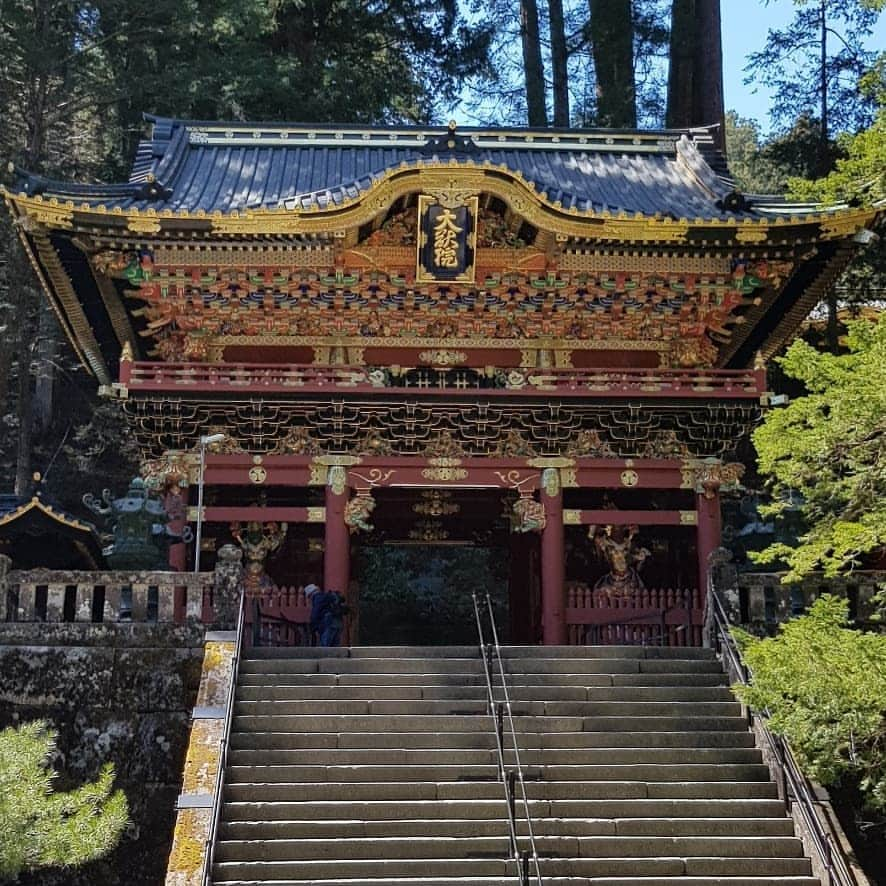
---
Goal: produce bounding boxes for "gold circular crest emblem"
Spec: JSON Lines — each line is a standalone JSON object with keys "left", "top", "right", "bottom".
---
{"left": 248, "top": 466, "right": 267, "bottom": 484}
{"left": 620, "top": 469, "right": 639, "bottom": 487}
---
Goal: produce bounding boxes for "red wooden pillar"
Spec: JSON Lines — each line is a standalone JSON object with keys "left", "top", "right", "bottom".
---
{"left": 540, "top": 467, "right": 566, "bottom": 645}
{"left": 324, "top": 466, "right": 350, "bottom": 594}
{"left": 696, "top": 487, "right": 722, "bottom": 594}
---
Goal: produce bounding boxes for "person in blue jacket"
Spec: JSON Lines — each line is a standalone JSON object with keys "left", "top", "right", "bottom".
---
{"left": 305, "top": 583, "right": 346, "bottom": 647}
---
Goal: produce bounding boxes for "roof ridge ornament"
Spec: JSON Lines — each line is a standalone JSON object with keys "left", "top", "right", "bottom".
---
{"left": 420, "top": 120, "right": 480, "bottom": 156}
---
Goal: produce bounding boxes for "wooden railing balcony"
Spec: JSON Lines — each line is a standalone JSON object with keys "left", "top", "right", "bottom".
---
{"left": 119, "top": 361, "right": 767, "bottom": 400}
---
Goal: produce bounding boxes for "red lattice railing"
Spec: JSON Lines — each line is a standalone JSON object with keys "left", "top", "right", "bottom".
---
{"left": 123, "top": 361, "right": 765, "bottom": 400}
{"left": 566, "top": 583, "right": 704, "bottom": 647}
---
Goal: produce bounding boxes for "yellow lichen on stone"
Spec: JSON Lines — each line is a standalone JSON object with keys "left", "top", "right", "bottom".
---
{"left": 166, "top": 808, "right": 210, "bottom": 884}
{"left": 181, "top": 719, "right": 222, "bottom": 794}
{"left": 196, "top": 641, "right": 235, "bottom": 707}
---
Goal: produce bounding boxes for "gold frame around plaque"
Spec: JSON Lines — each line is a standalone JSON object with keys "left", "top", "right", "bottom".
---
{"left": 416, "top": 193, "right": 478, "bottom": 285}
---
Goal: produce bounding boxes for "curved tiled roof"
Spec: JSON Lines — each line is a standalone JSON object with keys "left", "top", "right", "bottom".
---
{"left": 14, "top": 116, "right": 799, "bottom": 221}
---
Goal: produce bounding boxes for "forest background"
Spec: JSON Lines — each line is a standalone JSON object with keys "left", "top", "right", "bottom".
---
{"left": 0, "top": 0, "right": 883, "bottom": 511}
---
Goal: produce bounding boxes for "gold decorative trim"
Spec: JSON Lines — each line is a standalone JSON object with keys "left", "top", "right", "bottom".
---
{"left": 314, "top": 454, "right": 363, "bottom": 467}
{"left": 527, "top": 457, "right": 576, "bottom": 469}
{"left": 620, "top": 469, "right": 639, "bottom": 487}
{"left": 560, "top": 468, "right": 578, "bottom": 488}
{"left": 308, "top": 464, "right": 328, "bottom": 486}
{"left": 6, "top": 171, "right": 875, "bottom": 245}
{"left": 248, "top": 466, "right": 267, "bottom": 484}
{"left": 86, "top": 254, "right": 140, "bottom": 353}
{"left": 327, "top": 465, "right": 348, "bottom": 495}
{"left": 207, "top": 333, "right": 667, "bottom": 353}
{"left": 31, "top": 231, "right": 111, "bottom": 383}
{"left": 418, "top": 349, "right": 468, "bottom": 365}
{"left": 0, "top": 497, "right": 94, "bottom": 533}
{"left": 563, "top": 509, "right": 582, "bottom": 525}
{"left": 306, "top": 506, "right": 326, "bottom": 523}
{"left": 680, "top": 510, "right": 698, "bottom": 525}
{"left": 542, "top": 467, "right": 561, "bottom": 497}
{"left": 126, "top": 214, "right": 162, "bottom": 235}
{"left": 422, "top": 466, "right": 468, "bottom": 481}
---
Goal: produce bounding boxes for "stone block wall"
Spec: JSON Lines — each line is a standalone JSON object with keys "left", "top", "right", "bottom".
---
{"left": 0, "top": 621, "right": 206, "bottom": 886}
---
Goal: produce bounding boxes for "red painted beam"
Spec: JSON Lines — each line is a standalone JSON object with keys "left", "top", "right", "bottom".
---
{"left": 565, "top": 509, "right": 694, "bottom": 526}
{"left": 192, "top": 506, "right": 322, "bottom": 523}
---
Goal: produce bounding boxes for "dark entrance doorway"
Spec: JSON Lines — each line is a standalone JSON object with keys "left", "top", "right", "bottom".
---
{"left": 351, "top": 487, "right": 513, "bottom": 645}
{"left": 354, "top": 545, "right": 509, "bottom": 645}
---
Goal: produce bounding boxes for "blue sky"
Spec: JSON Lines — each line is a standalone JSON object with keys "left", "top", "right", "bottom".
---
{"left": 723, "top": 0, "right": 886, "bottom": 130}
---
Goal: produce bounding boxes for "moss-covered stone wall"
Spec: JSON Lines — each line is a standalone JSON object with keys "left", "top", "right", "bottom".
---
{"left": 0, "top": 622, "right": 205, "bottom": 886}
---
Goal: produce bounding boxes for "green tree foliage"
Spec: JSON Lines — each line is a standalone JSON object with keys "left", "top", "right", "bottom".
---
{"left": 745, "top": 0, "right": 883, "bottom": 172}
{"left": 733, "top": 595, "right": 886, "bottom": 810}
{"left": 0, "top": 720, "right": 128, "bottom": 879}
{"left": 788, "top": 58, "right": 886, "bottom": 204}
{"left": 752, "top": 316, "right": 886, "bottom": 580}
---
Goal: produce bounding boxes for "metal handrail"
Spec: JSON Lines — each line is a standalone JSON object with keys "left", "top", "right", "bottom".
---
{"left": 472, "top": 593, "right": 520, "bottom": 867}
{"left": 705, "top": 582, "right": 858, "bottom": 886}
{"left": 473, "top": 592, "right": 543, "bottom": 885}
{"left": 202, "top": 589, "right": 247, "bottom": 886}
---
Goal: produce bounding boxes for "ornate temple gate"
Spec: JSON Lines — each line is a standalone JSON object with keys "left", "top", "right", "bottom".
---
{"left": 7, "top": 118, "right": 878, "bottom": 647}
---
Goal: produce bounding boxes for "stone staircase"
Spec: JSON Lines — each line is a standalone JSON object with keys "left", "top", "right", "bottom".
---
{"left": 212, "top": 645, "right": 818, "bottom": 885}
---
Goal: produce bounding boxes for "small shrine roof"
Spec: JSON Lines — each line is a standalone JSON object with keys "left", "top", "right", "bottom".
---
{"left": 0, "top": 494, "right": 104, "bottom": 569}
{"left": 11, "top": 116, "right": 823, "bottom": 222}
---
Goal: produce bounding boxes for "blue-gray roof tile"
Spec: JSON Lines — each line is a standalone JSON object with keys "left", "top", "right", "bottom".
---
{"left": 15, "top": 116, "right": 810, "bottom": 221}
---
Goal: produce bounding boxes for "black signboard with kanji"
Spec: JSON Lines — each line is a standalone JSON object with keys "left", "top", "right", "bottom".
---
{"left": 416, "top": 194, "right": 478, "bottom": 284}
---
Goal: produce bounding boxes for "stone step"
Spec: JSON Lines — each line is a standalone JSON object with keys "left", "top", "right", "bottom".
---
{"left": 221, "top": 798, "right": 790, "bottom": 823}
{"left": 236, "top": 671, "right": 729, "bottom": 687}
{"left": 245, "top": 645, "right": 716, "bottom": 660}
{"left": 214, "top": 878, "right": 819, "bottom": 886}
{"left": 231, "top": 714, "right": 750, "bottom": 733}
{"left": 224, "top": 763, "right": 771, "bottom": 785}
{"left": 238, "top": 658, "right": 723, "bottom": 675}
{"left": 228, "top": 730, "right": 757, "bottom": 751}
{"left": 219, "top": 816, "right": 796, "bottom": 840}
{"left": 223, "top": 780, "right": 779, "bottom": 803}
{"left": 215, "top": 834, "right": 804, "bottom": 863}
{"left": 233, "top": 699, "right": 743, "bottom": 718}
{"left": 227, "top": 746, "right": 763, "bottom": 767}
{"left": 212, "top": 855, "right": 812, "bottom": 880}
{"left": 235, "top": 683, "right": 736, "bottom": 702}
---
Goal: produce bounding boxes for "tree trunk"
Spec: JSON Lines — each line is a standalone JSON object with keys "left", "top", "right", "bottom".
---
{"left": 14, "top": 321, "right": 34, "bottom": 497}
{"left": 667, "top": 0, "right": 724, "bottom": 149}
{"left": 696, "top": 0, "right": 724, "bottom": 149}
{"left": 818, "top": 0, "right": 829, "bottom": 175}
{"left": 548, "top": 0, "right": 569, "bottom": 126}
{"left": 589, "top": 0, "right": 636, "bottom": 128}
{"left": 826, "top": 291, "right": 839, "bottom": 353}
{"left": 667, "top": 0, "right": 695, "bottom": 129}
{"left": 33, "top": 306, "right": 57, "bottom": 433}
{"left": 520, "top": 0, "right": 548, "bottom": 126}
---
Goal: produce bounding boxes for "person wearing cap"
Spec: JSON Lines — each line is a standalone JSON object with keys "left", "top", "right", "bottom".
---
{"left": 305, "top": 583, "right": 346, "bottom": 647}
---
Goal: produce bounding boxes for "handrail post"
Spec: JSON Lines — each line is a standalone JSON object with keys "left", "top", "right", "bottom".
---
{"left": 507, "top": 769, "right": 518, "bottom": 856}
{"left": 522, "top": 849, "right": 530, "bottom": 886}
{"left": 497, "top": 704, "right": 505, "bottom": 780}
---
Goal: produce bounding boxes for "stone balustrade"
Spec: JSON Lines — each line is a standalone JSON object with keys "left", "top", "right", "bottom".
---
{"left": 709, "top": 563, "right": 885, "bottom": 631}
{"left": 0, "top": 544, "right": 246, "bottom": 628}
{"left": 1, "top": 562, "right": 214, "bottom": 625}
